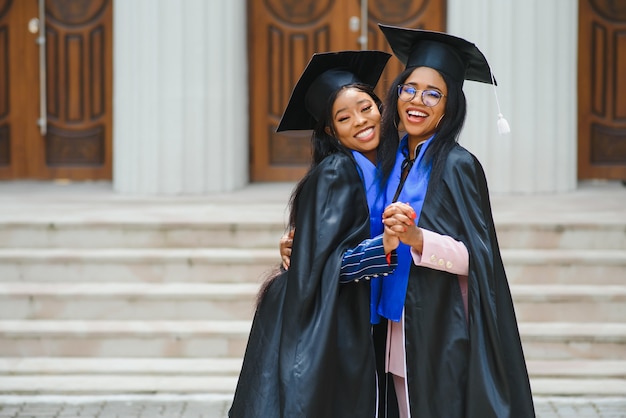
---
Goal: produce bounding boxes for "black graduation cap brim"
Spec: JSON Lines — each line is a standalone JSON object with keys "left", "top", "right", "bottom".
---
{"left": 276, "top": 50, "right": 391, "bottom": 132}
{"left": 378, "top": 24, "right": 495, "bottom": 85}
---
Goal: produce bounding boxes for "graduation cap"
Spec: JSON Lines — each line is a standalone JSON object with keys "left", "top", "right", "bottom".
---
{"left": 378, "top": 24, "right": 494, "bottom": 85}
{"left": 378, "top": 24, "right": 510, "bottom": 133}
{"left": 276, "top": 50, "right": 391, "bottom": 132}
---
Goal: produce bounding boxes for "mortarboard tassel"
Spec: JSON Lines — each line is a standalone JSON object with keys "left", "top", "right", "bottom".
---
{"left": 491, "top": 72, "right": 510, "bottom": 135}
{"left": 497, "top": 113, "right": 510, "bottom": 135}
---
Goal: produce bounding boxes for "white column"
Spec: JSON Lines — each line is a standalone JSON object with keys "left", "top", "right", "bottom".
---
{"left": 113, "top": 0, "right": 248, "bottom": 194}
{"left": 448, "top": 0, "right": 578, "bottom": 194}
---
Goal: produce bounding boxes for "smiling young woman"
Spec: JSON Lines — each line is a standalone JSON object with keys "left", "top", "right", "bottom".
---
{"left": 374, "top": 24, "right": 536, "bottom": 418}
{"left": 396, "top": 66, "right": 448, "bottom": 150}
{"left": 327, "top": 87, "right": 382, "bottom": 163}
{"left": 229, "top": 51, "right": 399, "bottom": 418}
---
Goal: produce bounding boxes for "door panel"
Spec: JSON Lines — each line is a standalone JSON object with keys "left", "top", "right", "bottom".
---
{"left": 249, "top": 0, "right": 446, "bottom": 182}
{"left": 0, "top": 0, "right": 112, "bottom": 181}
{"left": 578, "top": 0, "right": 626, "bottom": 180}
{"left": 0, "top": 0, "right": 39, "bottom": 179}
{"left": 0, "top": 2, "right": 9, "bottom": 168}
{"left": 42, "top": 0, "right": 112, "bottom": 179}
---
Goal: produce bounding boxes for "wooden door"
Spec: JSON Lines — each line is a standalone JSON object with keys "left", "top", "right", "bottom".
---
{"left": 578, "top": 0, "right": 626, "bottom": 180}
{"left": 249, "top": 0, "right": 445, "bottom": 182}
{"left": 0, "top": 0, "right": 112, "bottom": 181}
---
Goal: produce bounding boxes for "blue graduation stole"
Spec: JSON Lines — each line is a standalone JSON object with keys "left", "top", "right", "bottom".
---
{"left": 351, "top": 150, "right": 385, "bottom": 239}
{"left": 370, "top": 134, "right": 434, "bottom": 323}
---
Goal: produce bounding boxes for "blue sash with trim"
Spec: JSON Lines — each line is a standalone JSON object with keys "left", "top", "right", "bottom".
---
{"left": 351, "top": 150, "right": 385, "bottom": 239}
{"left": 370, "top": 134, "right": 434, "bottom": 323}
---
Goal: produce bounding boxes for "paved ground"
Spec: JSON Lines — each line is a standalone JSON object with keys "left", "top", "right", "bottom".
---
{"left": 0, "top": 395, "right": 624, "bottom": 417}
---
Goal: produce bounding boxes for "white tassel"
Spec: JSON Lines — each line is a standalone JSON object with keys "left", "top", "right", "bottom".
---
{"left": 497, "top": 113, "right": 510, "bottom": 135}
{"left": 491, "top": 71, "right": 510, "bottom": 135}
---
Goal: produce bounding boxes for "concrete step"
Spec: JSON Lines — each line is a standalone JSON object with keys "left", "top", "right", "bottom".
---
{"left": 0, "top": 320, "right": 624, "bottom": 361}
{"left": 503, "top": 249, "right": 626, "bottom": 285}
{"left": 519, "top": 322, "right": 626, "bottom": 360}
{"left": 1, "top": 282, "right": 624, "bottom": 323}
{"left": 0, "top": 357, "right": 242, "bottom": 375}
{"left": 0, "top": 282, "right": 259, "bottom": 320}
{"left": 511, "top": 285, "right": 626, "bottom": 323}
{"left": 0, "top": 248, "right": 279, "bottom": 283}
{"left": 1, "top": 214, "right": 623, "bottom": 251}
{"left": 526, "top": 360, "right": 626, "bottom": 379}
{"left": 0, "top": 248, "right": 624, "bottom": 284}
{"left": 0, "top": 220, "right": 286, "bottom": 250}
{"left": 0, "top": 375, "right": 238, "bottom": 394}
{"left": 1, "top": 375, "right": 624, "bottom": 396}
{"left": 495, "top": 221, "right": 626, "bottom": 250}
{"left": 0, "top": 358, "right": 624, "bottom": 396}
{"left": 0, "top": 320, "right": 251, "bottom": 358}
{"left": 3, "top": 357, "right": 623, "bottom": 378}
{"left": 528, "top": 378, "right": 626, "bottom": 397}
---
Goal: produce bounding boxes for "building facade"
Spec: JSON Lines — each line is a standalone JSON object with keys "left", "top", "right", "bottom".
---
{"left": 113, "top": 0, "right": 583, "bottom": 194}
{"left": 1, "top": 0, "right": 624, "bottom": 194}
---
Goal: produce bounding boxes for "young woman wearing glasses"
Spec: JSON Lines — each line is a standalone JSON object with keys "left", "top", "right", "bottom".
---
{"left": 375, "top": 25, "right": 535, "bottom": 418}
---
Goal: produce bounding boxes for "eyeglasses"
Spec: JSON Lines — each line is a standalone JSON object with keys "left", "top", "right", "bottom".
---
{"left": 397, "top": 84, "right": 446, "bottom": 107}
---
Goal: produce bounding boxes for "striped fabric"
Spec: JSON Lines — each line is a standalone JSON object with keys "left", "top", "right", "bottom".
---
{"left": 340, "top": 235, "right": 397, "bottom": 283}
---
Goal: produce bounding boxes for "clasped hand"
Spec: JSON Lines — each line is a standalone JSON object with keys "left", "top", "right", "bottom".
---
{"left": 279, "top": 202, "right": 423, "bottom": 270}
{"left": 382, "top": 202, "right": 424, "bottom": 254}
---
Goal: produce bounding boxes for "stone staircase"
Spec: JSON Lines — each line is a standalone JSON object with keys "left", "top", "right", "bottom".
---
{"left": 0, "top": 184, "right": 625, "bottom": 399}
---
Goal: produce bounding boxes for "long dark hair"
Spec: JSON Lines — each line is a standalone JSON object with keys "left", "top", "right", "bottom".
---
{"left": 287, "top": 82, "right": 383, "bottom": 229}
{"left": 257, "top": 83, "right": 382, "bottom": 306}
{"left": 378, "top": 67, "right": 467, "bottom": 189}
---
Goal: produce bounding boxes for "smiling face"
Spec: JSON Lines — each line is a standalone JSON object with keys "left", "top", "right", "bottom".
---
{"left": 397, "top": 66, "right": 447, "bottom": 148}
{"left": 329, "top": 87, "right": 381, "bottom": 163}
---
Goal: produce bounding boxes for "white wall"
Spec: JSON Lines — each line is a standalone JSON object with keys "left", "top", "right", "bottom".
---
{"left": 448, "top": 0, "right": 578, "bottom": 194}
{"left": 113, "top": 0, "right": 248, "bottom": 194}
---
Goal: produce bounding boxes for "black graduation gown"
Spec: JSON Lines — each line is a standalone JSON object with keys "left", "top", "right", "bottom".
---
{"left": 378, "top": 145, "right": 535, "bottom": 417}
{"left": 229, "top": 152, "right": 377, "bottom": 418}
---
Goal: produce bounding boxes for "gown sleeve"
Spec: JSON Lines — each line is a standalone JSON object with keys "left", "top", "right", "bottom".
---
{"left": 340, "top": 234, "right": 397, "bottom": 283}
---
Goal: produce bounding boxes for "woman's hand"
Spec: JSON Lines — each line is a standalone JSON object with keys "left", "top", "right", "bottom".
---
{"left": 279, "top": 228, "right": 295, "bottom": 270}
{"left": 383, "top": 226, "right": 400, "bottom": 255}
{"left": 382, "top": 202, "right": 424, "bottom": 254}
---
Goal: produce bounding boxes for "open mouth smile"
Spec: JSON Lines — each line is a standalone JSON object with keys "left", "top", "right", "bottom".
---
{"left": 355, "top": 127, "right": 375, "bottom": 140}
